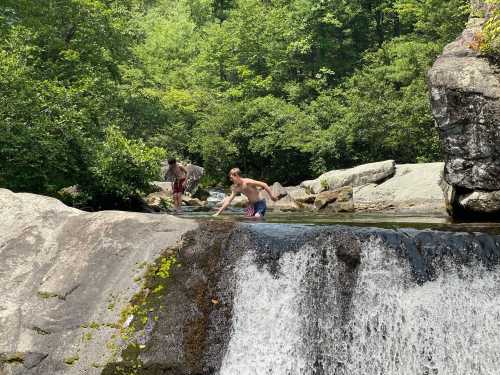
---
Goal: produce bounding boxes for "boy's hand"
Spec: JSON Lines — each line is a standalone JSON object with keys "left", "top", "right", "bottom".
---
{"left": 271, "top": 194, "right": 279, "bottom": 202}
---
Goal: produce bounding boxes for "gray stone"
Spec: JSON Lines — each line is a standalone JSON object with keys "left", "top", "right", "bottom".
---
{"left": 163, "top": 163, "right": 205, "bottom": 194}
{"left": 260, "top": 190, "right": 302, "bottom": 211}
{"left": 151, "top": 181, "right": 173, "bottom": 194}
{"left": 301, "top": 160, "right": 395, "bottom": 194}
{"left": 314, "top": 186, "right": 354, "bottom": 212}
{"left": 0, "top": 188, "right": 196, "bottom": 375}
{"left": 459, "top": 190, "right": 500, "bottom": 213}
{"left": 182, "top": 196, "right": 206, "bottom": 207}
{"left": 286, "top": 187, "right": 316, "bottom": 204}
{"left": 353, "top": 163, "right": 448, "bottom": 214}
{"left": 270, "top": 182, "right": 288, "bottom": 199}
{"left": 428, "top": 6, "right": 500, "bottom": 192}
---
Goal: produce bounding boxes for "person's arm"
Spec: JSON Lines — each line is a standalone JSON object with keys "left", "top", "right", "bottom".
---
{"left": 213, "top": 190, "right": 237, "bottom": 216}
{"left": 245, "top": 179, "right": 278, "bottom": 201}
{"left": 179, "top": 164, "right": 188, "bottom": 175}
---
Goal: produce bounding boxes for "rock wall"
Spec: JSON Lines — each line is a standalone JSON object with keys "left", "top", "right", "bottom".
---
{"left": 428, "top": 1, "right": 500, "bottom": 217}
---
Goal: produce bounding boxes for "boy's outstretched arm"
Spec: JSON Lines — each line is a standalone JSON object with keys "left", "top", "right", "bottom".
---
{"left": 245, "top": 179, "right": 278, "bottom": 201}
{"left": 213, "top": 191, "right": 237, "bottom": 216}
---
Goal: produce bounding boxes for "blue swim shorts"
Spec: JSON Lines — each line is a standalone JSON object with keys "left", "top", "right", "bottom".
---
{"left": 245, "top": 199, "right": 267, "bottom": 217}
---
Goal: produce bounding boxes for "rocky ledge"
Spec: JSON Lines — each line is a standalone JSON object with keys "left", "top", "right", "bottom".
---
{"left": 428, "top": 1, "right": 500, "bottom": 218}
{"left": 0, "top": 188, "right": 197, "bottom": 375}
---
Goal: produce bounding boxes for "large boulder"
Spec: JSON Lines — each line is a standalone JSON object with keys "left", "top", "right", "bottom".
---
{"left": 163, "top": 163, "right": 205, "bottom": 195}
{"left": 353, "top": 163, "right": 447, "bottom": 214}
{"left": 301, "top": 160, "right": 395, "bottom": 194}
{"left": 0, "top": 189, "right": 196, "bottom": 375}
{"left": 459, "top": 190, "right": 500, "bottom": 213}
{"left": 428, "top": 2, "right": 500, "bottom": 217}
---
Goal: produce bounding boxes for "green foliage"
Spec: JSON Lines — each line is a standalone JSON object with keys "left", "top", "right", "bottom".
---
{"left": 0, "top": 0, "right": 470, "bottom": 199}
{"left": 481, "top": 1, "right": 500, "bottom": 57}
{"left": 86, "top": 127, "right": 165, "bottom": 199}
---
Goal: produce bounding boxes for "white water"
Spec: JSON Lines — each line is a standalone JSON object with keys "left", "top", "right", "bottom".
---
{"left": 219, "top": 238, "right": 500, "bottom": 375}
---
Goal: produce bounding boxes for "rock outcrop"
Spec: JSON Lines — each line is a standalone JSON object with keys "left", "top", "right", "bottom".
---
{"left": 428, "top": 1, "right": 500, "bottom": 217}
{"left": 0, "top": 189, "right": 197, "bottom": 375}
{"left": 163, "top": 163, "right": 205, "bottom": 195}
{"left": 300, "top": 160, "right": 395, "bottom": 194}
{"left": 314, "top": 186, "right": 354, "bottom": 212}
{"left": 353, "top": 163, "right": 448, "bottom": 214}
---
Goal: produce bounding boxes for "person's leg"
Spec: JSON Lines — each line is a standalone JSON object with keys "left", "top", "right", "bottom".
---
{"left": 175, "top": 193, "right": 182, "bottom": 213}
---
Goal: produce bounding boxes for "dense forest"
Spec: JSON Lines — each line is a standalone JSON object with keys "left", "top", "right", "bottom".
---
{"left": 0, "top": 0, "right": 480, "bottom": 205}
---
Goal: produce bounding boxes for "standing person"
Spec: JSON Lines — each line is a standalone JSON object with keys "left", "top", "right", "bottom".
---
{"left": 213, "top": 168, "right": 278, "bottom": 218}
{"left": 167, "top": 158, "right": 188, "bottom": 214}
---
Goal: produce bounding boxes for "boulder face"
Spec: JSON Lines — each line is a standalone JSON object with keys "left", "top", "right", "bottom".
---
{"left": 300, "top": 160, "right": 395, "bottom": 194}
{"left": 314, "top": 186, "right": 354, "bottom": 212}
{"left": 0, "top": 188, "right": 197, "bottom": 375}
{"left": 428, "top": 1, "right": 500, "bottom": 217}
{"left": 353, "top": 163, "right": 448, "bottom": 215}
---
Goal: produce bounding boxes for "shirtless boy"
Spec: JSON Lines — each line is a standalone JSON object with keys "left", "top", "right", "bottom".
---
{"left": 167, "top": 158, "right": 188, "bottom": 213}
{"left": 213, "top": 168, "right": 278, "bottom": 218}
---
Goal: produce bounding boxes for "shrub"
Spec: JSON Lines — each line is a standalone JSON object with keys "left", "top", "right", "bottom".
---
{"left": 86, "top": 126, "right": 166, "bottom": 200}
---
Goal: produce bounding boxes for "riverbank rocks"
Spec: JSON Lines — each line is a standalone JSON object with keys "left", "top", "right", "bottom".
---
{"left": 0, "top": 188, "right": 196, "bottom": 375}
{"left": 286, "top": 187, "right": 316, "bottom": 204}
{"left": 300, "top": 160, "right": 395, "bottom": 194}
{"left": 459, "top": 190, "right": 500, "bottom": 213}
{"left": 428, "top": 1, "right": 500, "bottom": 218}
{"left": 314, "top": 186, "right": 354, "bottom": 212}
{"left": 353, "top": 163, "right": 448, "bottom": 214}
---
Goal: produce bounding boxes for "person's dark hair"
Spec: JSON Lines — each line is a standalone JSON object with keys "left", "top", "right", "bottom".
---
{"left": 229, "top": 167, "right": 241, "bottom": 177}
{"left": 168, "top": 158, "right": 177, "bottom": 165}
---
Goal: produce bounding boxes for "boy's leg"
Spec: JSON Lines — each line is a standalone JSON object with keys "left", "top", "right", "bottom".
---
{"left": 176, "top": 193, "right": 182, "bottom": 213}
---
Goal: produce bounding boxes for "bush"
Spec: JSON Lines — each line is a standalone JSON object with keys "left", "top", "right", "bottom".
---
{"left": 481, "top": 2, "right": 500, "bottom": 57}
{"left": 85, "top": 126, "right": 166, "bottom": 200}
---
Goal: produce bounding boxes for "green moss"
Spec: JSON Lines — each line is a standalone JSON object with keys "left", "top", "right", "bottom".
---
{"left": 1, "top": 352, "right": 25, "bottom": 364}
{"left": 64, "top": 355, "right": 79, "bottom": 365}
{"left": 82, "top": 332, "right": 93, "bottom": 342}
{"left": 101, "top": 250, "right": 178, "bottom": 374}
{"left": 37, "top": 291, "right": 59, "bottom": 299}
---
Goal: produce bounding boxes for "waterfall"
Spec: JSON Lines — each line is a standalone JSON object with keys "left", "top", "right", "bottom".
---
{"left": 219, "top": 224, "right": 500, "bottom": 375}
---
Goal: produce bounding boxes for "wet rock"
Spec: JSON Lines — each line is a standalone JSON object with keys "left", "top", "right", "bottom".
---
{"left": 182, "top": 196, "right": 206, "bottom": 207}
{"left": 333, "top": 233, "right": 361, "bottom": 269}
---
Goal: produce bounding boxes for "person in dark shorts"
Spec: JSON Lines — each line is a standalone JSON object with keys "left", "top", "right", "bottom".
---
{"left": 213, "top": 168, "right": 278, "bottom": 219}
{"left": 168, "top": 158, "right": 187, "bottom": 213}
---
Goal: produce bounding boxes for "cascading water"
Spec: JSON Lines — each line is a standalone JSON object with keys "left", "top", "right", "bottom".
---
{"left": 219, "top": 224, "right": 500, "bottom": 375}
